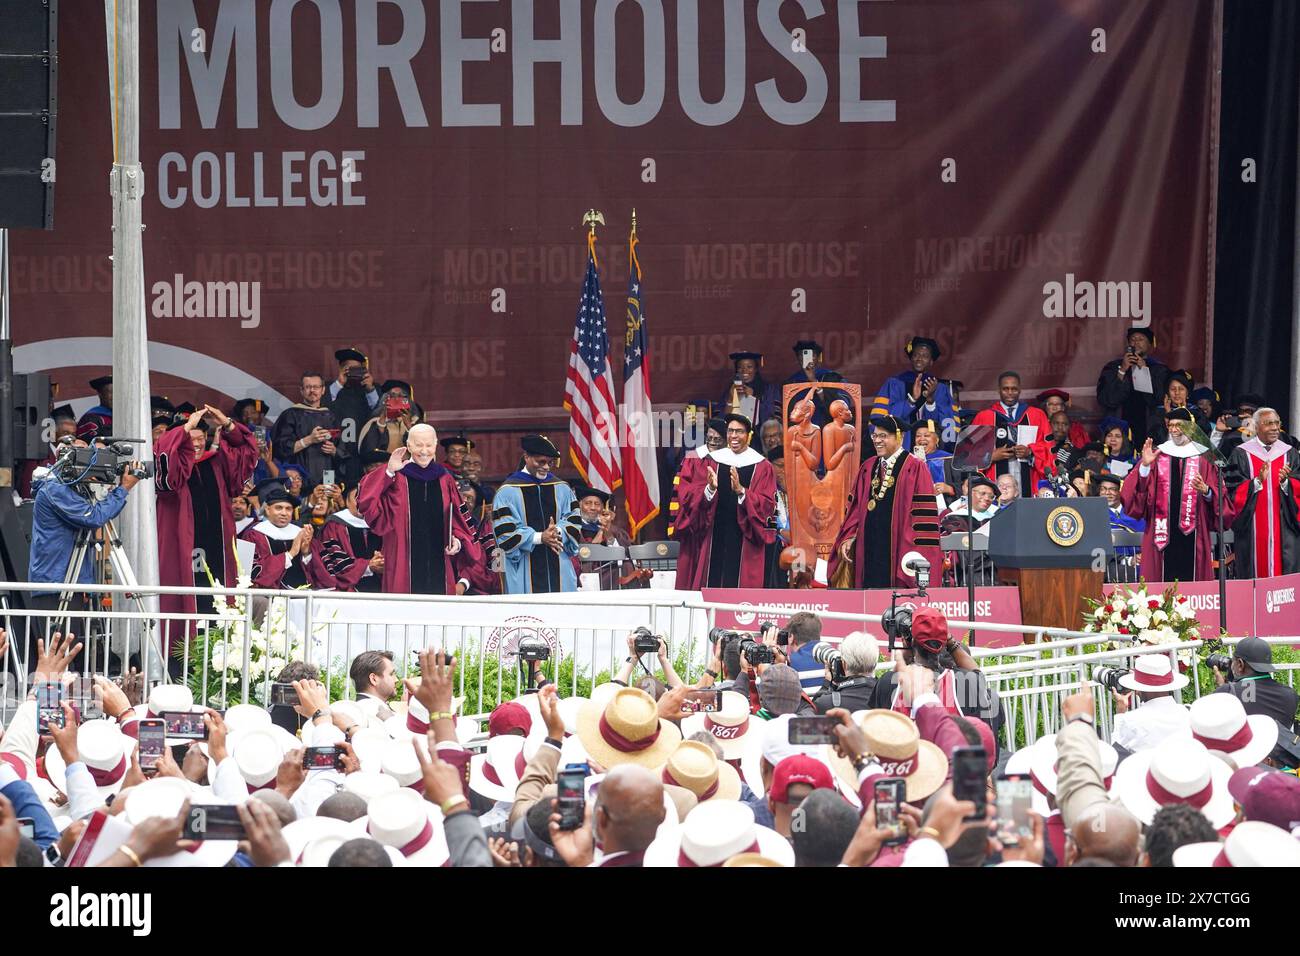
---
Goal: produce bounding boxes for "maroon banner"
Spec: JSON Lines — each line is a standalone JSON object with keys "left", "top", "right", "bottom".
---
{"left": 1254, "top": 573, "right": 1300, "bottom": 639}
{"left": 1103, "top": 580, "right": 1255, "bottom": 637}
{"left": 862, "top": 587, "right": 1024, "bottom": 650}
{"left": 8, "top": 1, "right": 1218, "bottom": 450}
{"left": 702, "top": 588, "right": 866, "bottom": 641}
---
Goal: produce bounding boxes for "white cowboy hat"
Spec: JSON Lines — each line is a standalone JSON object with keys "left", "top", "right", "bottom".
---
{"left": 825, "top": 710, "right": 949, "bottom": 804}
{"left": 342, "top": 771, "right": 399, "bottom": 805}
{"left": 1186, "top": 694, "right": 1279, "bottom": 769}
{"left": 380, "top": 735, "right": 427, "bottom": 790}
{"left": 576, "top": 687, "right": 682, "bottom": 771}
{"left": 468, "top": 734, "right": 528, "bottom": 803}
{"left": 226, "top": 728, "right": 287, "bottom": 789}
{"left": 122, "top": 777, "right": 237, "bottom": 867}
{"left": 362, "top": 788, "right": 449, "bottom": 866}
{"left": 44, "top": 718, "right": 136, "bottom": 798}
{"left": 1114, "top": 737, "right": 1235, "bottom": 829}
{"left": 740, "top": 713, "right": 830, "bottom": 800}
{"left": 1172, "top": 820, "right": 1300, "bottom": 867}
{"left": 282, "top": 815, "right": 368, "bottom": 865}
{"left": 1117, "top": 655, "right": 1188, "bottom": 693}
{"left": 655, "top": 740, "right": 742, "bottom": 803}
{"left": 679, "top": 691, "right": 756, "bottom": 761}
{"left": 1025, "top": 733, "right": 1120, "bottom": 813}
{"left": 643, "top": 801, "right": 794, "bottom": 867}
{"left": 349, "top": 727, "right": 392, "bottom": 773}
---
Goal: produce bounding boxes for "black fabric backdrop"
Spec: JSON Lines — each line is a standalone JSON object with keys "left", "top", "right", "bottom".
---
{"left": 1212, "top": 0, "right": 1298, "bottom": 410}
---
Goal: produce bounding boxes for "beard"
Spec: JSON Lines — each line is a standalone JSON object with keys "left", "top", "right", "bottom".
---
{"left": 1170, "top": 430, "right": 1190, "bottom": 446}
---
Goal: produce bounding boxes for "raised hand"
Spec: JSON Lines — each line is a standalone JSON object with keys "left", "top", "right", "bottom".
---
{"left": 1140, "top": 438, "right": 1158, "bottom": 468}
{"left": 730, "top": 467, "right": 743, "bottom": 496}
{"left": 33, "top": 632, "right": 83, "bottom": 684}
{"left": 706, "top": 467, "right": 718, "bottom": 492}
{"left": 388, "top": 446, "right": 410, "bottom": 473}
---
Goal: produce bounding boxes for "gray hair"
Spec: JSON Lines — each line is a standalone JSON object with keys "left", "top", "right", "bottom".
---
{"left": 838, "top": 631, "right": 880, "bottom": 677}
{"left": 1253, "top": 407, "right": 1280, "bottom": 428}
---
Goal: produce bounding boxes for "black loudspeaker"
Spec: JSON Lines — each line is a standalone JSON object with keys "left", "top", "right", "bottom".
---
{"left": 0, "top": 0, "right": 58, "bottom": 229}
{"left": 12, "top": 372, "right": 51, "bottom": 459}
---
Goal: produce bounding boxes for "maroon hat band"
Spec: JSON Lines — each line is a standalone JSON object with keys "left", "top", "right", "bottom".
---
{"left": 407, "top": 712, "right": 429, "bottom": 734}
{"left": 482, "top": 750, "right": 528, "bottom": 787}
{"left": 1146, "top": 772, "right": 1212, "bottom": 810}
{"left": 1212, "top": 849, "right": 1232, "bottom": 868}
{"left": 86, "top": 755, "right": 127, "bottom": 787}
{"left": 663, "top": 767, "right": 719, "bottom": 801}
{"left": 599, "top": 713, "right": 660, "bottom": 753}
{"left": 678, "top": 839, "right": 759, "bottom": 867}
{"left": 877, "top": 754, "right": 919, "bottom": 778}
{"left": 704, "top": 715, "right": 748, "bottom": 740}
{"left": 1192, "top": 723, "right": 1253, "bottom": 754}
{"left": 1132, "top": 668, "right": 1173, "bottom": 687}
{"left": 393, "top": 820, "right": 434, "bottom": 858}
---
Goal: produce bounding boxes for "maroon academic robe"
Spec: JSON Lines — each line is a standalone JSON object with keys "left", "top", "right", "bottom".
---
{"left": 667, "top": 449, "right": 706, "bottom": 538}
{"left": 316, "top": 512, "right": 379, "bottom": 591}
{"left": 674, "top": 446, "right": 776, "bottom": 590}
{"left": 154, "top": 423, "right": 258, "bottom": 642}
{"left": 1121, "top": 442, "right": 1225, "bottom": 581}
{"left": 461, "top": 513, "right": 501, "bottom": 594}
{"left": 245, "top": 520, "right": 336, "bottom": 590}
{"left": 357, "top": 462, "right": 482, "bottom": 594}
{"left": 828, "top": 451, "right": 942, "bottom": 589}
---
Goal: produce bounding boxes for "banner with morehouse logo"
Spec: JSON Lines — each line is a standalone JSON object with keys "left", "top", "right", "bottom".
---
{"left": 1255, "top": 573, "right": 1300, "bottom": 639}
{"left": 9, "top": 0, "right": 1217, "bottom": 433}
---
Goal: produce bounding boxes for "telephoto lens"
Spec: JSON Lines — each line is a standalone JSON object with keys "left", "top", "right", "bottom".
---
{"left": 1091, "top": 666, "right": 1131, "bottom": 692}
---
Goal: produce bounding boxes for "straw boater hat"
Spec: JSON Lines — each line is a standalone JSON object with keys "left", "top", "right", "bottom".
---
{"left": 1172, "top": 820, "right": 1300, "bottom": 868}
{"left": 1114, "top": 737, "right": 1235, "bottom": 829}
{"left": 329, "top": 700, "right": 367, "bottom": 733}
{"left": 1117, "top": 655, "right": 1188, "bottom": 693}
{"left": 576, "top": 687, "right": 682, "bottom": 770}
{"left": 348, "top": 727, "right": 392, "bottom": 773}
{"left": 122, "top": 777, "right": 237, "bottom": 867}
{"left": 469, "top": 734, "right": 529, "bottom": 803}
{"left": 380, "top": 736, "right": 426, "bottom": 791}
{"left": 825, "top": 710, "right": 949, "bottom": 804}
{"left": 722, "top": 853, "right": 784, "bottom": 867}
{"left": 363, "top": 788, "right": 449, "bottom": 866}
{"left": 523, "top": 730, "right": 590, "bottom": 769}
{"left": 679, "top": 691, "right": 756, "bottom": 761}
{"left": 44, "top": 718, "right": 137, "bottom": 799}
{"left": 656, "top": 740, "right": 742, "bottom": 803}
{"left": 223, "top": 703, "right": 274, "bottom": 735}
{"left": 401, "top": 696, "right": 478, "bottom": 744}
{"left": 128, "top": 684, "right": 206, "bottom": 745}
{"left": 1186, "top": 694, "right": 1279, "bottom": 768}
{"left": 643, "top": 801, "right": 794, "bottom": 867}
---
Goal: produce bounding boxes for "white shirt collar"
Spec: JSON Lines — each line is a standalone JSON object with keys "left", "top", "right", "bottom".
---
{"left": 252, "top": 519, "right": 301, "bottom": 541}
{"left": 332, "top": 510, "right": 369, "bottom": 530}
{"left": 1156, "top": 439, "right": 1208, "bottom": 459}
{"left": 708, "top": 446, "right": 765, "bottom": 468}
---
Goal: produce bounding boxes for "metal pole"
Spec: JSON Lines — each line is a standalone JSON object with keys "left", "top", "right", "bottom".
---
{"left": 1292, "top": 37, "right": 1300, "bottom": 430}
{"left": 105, "top": 0, "right": 160, "bottom": 674}
{"left": 0, "top": 227, "right": 12, "bottom": 490}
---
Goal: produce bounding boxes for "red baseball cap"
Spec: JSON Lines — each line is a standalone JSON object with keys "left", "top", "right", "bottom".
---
{"left": 488, "top": 701, "right": 532, "bottom": 738}
{"left": 911, "top": 607, "right": 949, "bottom": 654}
{"left": 770, "top": 755, "right": 834, "bottom": 804}
{"left": 1228, "top": 768, "right": 1300, "bottom": 831}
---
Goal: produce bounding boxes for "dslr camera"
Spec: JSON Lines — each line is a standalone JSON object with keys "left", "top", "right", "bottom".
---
{"left": 739, "top": 637, "right": 775, "bottom": 667}
{"left": 812, "top": 643, "right": 846, "bottom": 683}
{"left": 1092, "top": 665, "right": 1131, "bottom": 693}
{"left": 517, "top": 635, "right": 551, "bottom": 663}
{"left": 881, "top": 605, "right": 913, "bottom": 653}
{"left": 1205, "top": 652, "right": 1234, "bottom": 674}
{"left": 632, "top": 626, "right": 661, "bottom": 656}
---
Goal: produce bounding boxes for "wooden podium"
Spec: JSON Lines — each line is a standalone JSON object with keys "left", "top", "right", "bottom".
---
{"left": 988, "top": 498, "right": 1112, "bottom": 635}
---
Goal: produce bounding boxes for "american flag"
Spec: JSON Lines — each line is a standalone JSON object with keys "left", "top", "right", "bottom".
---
{"left": 564, "top": 247, "right": 622, "bottom": 493}
{"left": 621, "top": 225, "right": 660, "bottom": 536}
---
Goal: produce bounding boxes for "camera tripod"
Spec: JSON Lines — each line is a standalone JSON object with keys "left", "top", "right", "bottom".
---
{"left": 54, "top": 514, "right": 165, "bottom": 681}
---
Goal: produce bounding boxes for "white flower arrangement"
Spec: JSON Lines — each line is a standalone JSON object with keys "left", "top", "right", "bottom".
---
{"left": 1082, "top": 582, "right": 1199, "bottom": 666}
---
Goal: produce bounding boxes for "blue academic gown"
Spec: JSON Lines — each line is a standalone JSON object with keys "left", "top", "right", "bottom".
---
{"left": 925, "top": 450, "right": 953, "bottom": 486}
{"left": 872, "top": 371, "right": 957, "bottom": 432}
{"left": 1108, "top": 505, "right": 1146, "bottom": 556}
{"left": 492, "top": 472, "right": 584, "bottom": 593}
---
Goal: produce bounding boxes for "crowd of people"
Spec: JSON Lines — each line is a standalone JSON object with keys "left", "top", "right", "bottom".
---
{"left": 19, "top": 332, "right": 1299, "bottom": 652}
{"left": 2, "top": 605, "right": 1296, "bottom": 870}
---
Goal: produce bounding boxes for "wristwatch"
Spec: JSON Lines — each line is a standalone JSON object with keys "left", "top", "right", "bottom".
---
{"left": 1067, "top": 713, "right": 1095, "bottom": 726}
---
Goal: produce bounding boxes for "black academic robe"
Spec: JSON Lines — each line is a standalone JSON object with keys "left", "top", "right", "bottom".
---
{"left": 1227, "top": 438, "right": 1300, "bottom": 578}
{"left": 271, "top": 403, "right": 338, "bottom": 486}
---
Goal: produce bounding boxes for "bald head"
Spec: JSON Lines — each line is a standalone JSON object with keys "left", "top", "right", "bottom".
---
{"left": 1069, "top": 804, "right": 1140, "bottom": 867}
{"left": 406, "top": 423, "right": 438, "bottom": 466}
{"left": 250, "top": 789, "right": 296, "bottom": 828}
{"left": 595, "top": 765, "right": 665, "bottom": 855}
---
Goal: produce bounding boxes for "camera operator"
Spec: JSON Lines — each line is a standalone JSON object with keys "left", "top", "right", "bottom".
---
{"left": 870, "top": 607, "right": 996, "bottom": 731}
{"left": 1211, "top": 637, "right": 1299, "bottom": 732}
{"left": 698, "top": 628, "right": 744, "bottom": 691}
{"left": 1107, "top": 656, "right": 1191, "bottom": 754}
{"left": 810, "top": 632, "right": 878, "bottom": 714}
{"left": 611, "top": 631, "right": 685, "bottom": 690}
{"left": 783, "top": 611, "right": 826, "bottom": 691}
{"left": 25, "top": 439, "right": 145, "bottom": 670}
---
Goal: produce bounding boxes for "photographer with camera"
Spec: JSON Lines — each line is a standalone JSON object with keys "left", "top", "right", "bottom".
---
{"left": 1211, "top": 637, "right": 1299, "bottom": 732}
{"left": 1096, "top": 327, "right": 1169, "bottom": 449}
{"left": 611, "top": 629, "right": 685, "bottom": 690}
{"left": 26, "top": 438, "right": 147, "bottom": 669}
{"left": 1101, "top": 655, "right": 1191, "bottom": 754}
{"left": 810, "top": 632, "right": 879, "bottom": 715}
{"left": 869, "top": 607, "right": 987, "bottom": 720}
{"left": 781, "top": 612, "right": 826, "bottom": 691}
{"left": 698, "top": 628, "right": 744, "bottom": 691}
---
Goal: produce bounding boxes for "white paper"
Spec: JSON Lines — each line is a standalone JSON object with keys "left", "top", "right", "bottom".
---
{"left": 1108, "top": 459, "right": 1133, "bottom": 478}
{"left": 1016, "top": 425, "right": 1038, "bottom": 446}
{"left": 936, "top": 494, "right": 948, "bottom": 513}
{"left": 579, "top": 572, "right": 602, "bottom": 591}
{"left": 814, "top": 558, "right": 829, "bottom": 585}
{"left": 1131, "top": 366, "right": 1153, "bottom": 394}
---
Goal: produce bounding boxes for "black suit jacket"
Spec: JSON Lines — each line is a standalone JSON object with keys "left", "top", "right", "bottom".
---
{"left": 1213, "top": 677, "right": 1299, "bottom": 732}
